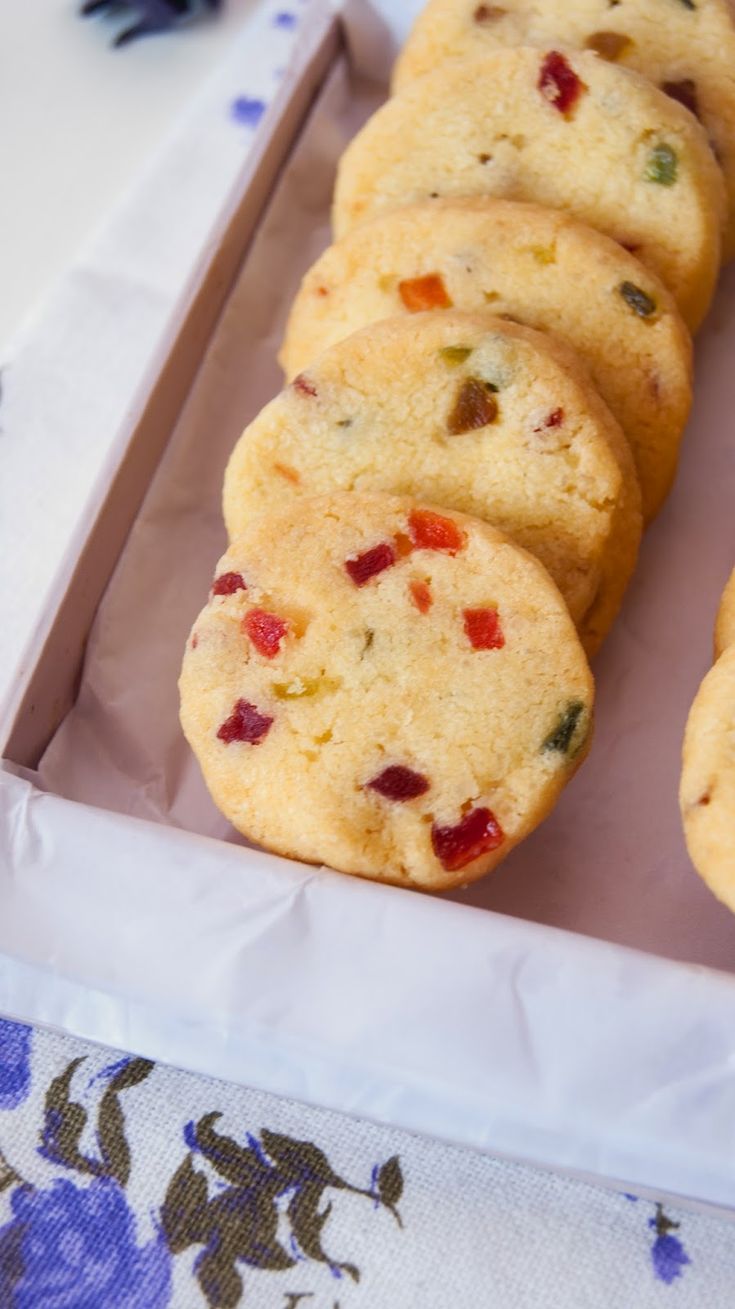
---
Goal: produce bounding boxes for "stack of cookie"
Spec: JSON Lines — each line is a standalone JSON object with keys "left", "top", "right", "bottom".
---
{"left": 180, "top": 0, "right": 735, "bottom": 892}
{"left": 680, "top": 571, "right": 735, "bottom": 912}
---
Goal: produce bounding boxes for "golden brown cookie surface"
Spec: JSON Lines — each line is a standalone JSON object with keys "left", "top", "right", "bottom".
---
{"left": 333, "top": 48, "right": 725, "bottom": 330}
{"left": 281, "top": 199, "right": 692, "bottom": 521}
{"left": 180, "top": 493, "right": 594, "bottom": 890}
{"left": 394, "top": 0, "right": 735, "bottom": 261}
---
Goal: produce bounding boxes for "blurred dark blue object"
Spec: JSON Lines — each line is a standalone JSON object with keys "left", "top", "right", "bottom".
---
{"left": 80, "top": 0, "right": 223, "bottom": 46}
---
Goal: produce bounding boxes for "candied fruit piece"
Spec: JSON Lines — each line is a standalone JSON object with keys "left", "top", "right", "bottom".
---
{"left": 432, "top": 806, "right": 504, "bottom": 872}
{"left": 243, "top": 608, "right": 289, "bottom": 658}
{"left": 538, "top": 51, "right": 587, "bottom": 117}
{"left": 534, "top": 407, "right": 564, "bottom": 432}
{"left": 272, "top": 676, "right": 341, "bottom": 700}
{"left": 527, "top": 243, "right": 556, "bottom": 264}
{"left": 316, "top": 285, "right": 330, "bottom": 297}
{"left": 439, "top": 345, "right": 473, "bottom": 366}
{"left": 464, "top": 607, "right": 505, "bottom": 650}
{"left": 293, "top": 373, "right": 318, "bottom": 397}
{"left": 212, "top": 571, "right": 247, "bottom": 597}
{"left": 190, "top": 633, "right": 198, "bottom": 650}
{"left": 398, "top": 274, "right": 452, "bottom": 312}
{"left": 273, "top": 462, "right": 301, "bottom": 484}
{"left": 644, "top": 143, "right": 678, "bottom": 186}
{"left": 619, "top": 281, "right": 657, "bottom": 318}
{"left": 542, "top": 700, "right": 586, "bottom": 755}
{"left": 473, "top": 3, "right": 506, "bottom": 20}
{"left": 677, "top": 0, "right": 696, "bottom": 8}
{"left": 345, "top": 542, "right": 397, "bottom": 586}
{"left": 584, "top": 31, "right": 632, "bottom": 61}
{"left": 217, "top": 699, "right": 273, "bottom": 745}
{"left": 408, "top": 508, "right": 466, "bottom": 554}
{"left": 662, "top": 79, "right": 699, "bottom": 118}
{"left": 447, "top": 378, "right": 499, "bottom": 434}
{"left": 409, "top": 580, "right": 433, "bottom": 613}
{"left": 366, "top": 765, "right": 430, "bottom": 801}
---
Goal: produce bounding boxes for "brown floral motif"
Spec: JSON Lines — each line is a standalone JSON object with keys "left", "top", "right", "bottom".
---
{"left": 39, "top": 1055, "right": 154, "bottom": 1185}
{"left": 161, "top": 1113, "right": 404, "bottom": 1308}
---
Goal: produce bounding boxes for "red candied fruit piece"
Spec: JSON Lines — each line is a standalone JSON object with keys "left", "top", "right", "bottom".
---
{"left": 533, "top": 406, "right": 564, "bottom": 432}
{"left": 398, "top": 273, "right": 453, "bottom": 312}
{"left": 345, "top": 542, "right": 397, "bottom": 586}
{"left": 464, "top": 607, "right": 505, "bottom": 650}
{"left": 212, "top": 571, "right": 246, "bottom": 596}
{"left": 217, "top": 699, "right": 273, "bottom": 745}
{"left": 243, "top": 608, "right": 289, "bottom": 658}
{"left": 367, "top": 765, "right": 430, "bottom": 801}
{"left": 431, "top": 806, "right": 505, "bottom": 872}
{"left": 293, "top": 373, "right": 318, "bottom": 397}
{"left": 538, "top": 51, "right": 587, "bottom": 117}
{"left": 408, "top": 508, "right": 466, "bottom": 555}
{"left": 409, "top": 579, "right": 433, "bottom": 613}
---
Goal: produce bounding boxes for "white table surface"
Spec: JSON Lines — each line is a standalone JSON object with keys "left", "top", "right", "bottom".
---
{"left": 0, "top": 0, "right": 258, "bottom": 352}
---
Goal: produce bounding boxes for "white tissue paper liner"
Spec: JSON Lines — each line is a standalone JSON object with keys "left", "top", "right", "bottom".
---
{"left": 1, "top": 0, "right": 735, "bottom": 1209}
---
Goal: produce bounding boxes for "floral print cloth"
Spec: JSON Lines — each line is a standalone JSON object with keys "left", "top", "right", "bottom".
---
{"left": 1, "top": 1019, "right": 734, "bottom": 1307}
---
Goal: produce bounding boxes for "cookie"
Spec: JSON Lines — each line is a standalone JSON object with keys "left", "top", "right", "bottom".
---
{"left": 715, "top": 567, "right": 735, "bottom": 658}
{"left": 180, "top": 492, "right": 594, "bottom": 890}
{"left": 227, "top": 311, "right": 640, "bottom": 654}
{"left": 680, "top": 644, "right": 735, "bottom": 914}
{"left": 333, "top": 48, "right": 725, "bottom": 331}
{"left": 281, "top": 198, "right": 692, "bottom": 521}
{"left": 393, "top": 0, "right": 735, "bottom": 261}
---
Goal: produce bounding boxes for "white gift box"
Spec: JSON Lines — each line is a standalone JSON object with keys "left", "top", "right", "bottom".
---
{"left": 2, "top": 0, "right": 735, "bottom": 1214}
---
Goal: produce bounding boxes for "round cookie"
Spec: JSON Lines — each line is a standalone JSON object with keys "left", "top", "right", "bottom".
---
{"left": 393, "top": 0, "right": 735, "bottom": 261}
{"left": 180, "top": 492, "right": 594, "bottom": 890}
{"left": 227, "top": 311, "right": 641, "bottom": 655}
{"left": 333, "top": 48, "right": 726, "bottom": 331}
{"left": 680, "top": 644, "right": 735, "bottom": 914}
{"left": 715, "top": 567, "right": 735, "bottom": 658}
{"left": 280, "top": 198, "right": 693, "bottom": 522}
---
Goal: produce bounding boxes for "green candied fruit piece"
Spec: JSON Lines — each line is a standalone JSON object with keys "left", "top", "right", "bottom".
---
{"left": 618, "top": 281, "right": 657, "bottom": 319}
{"left": 439, "top": 345, "right": 474, "bottom": 366}
{"left": 542, "top": 700, "right": 586, "bottom": 756}
{"left": 677, "top": 0, "right": 696, "bottom": 9}
{"left": 644, "top": 143, "right": 678, "bottom": 186}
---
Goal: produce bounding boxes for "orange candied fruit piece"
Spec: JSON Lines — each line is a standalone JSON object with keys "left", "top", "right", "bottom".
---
{"left": 409, "top": 580, "right": 433, "bottom": 613}
{"left": 408, "top": 508, "right": 466, "bottom": 555}
{"left": 398, "top": 273, "right": 452, "bottom": 312}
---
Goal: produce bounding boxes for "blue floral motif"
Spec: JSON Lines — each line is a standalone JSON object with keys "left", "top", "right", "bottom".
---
{"left": 273, "top": 11, "right": 297, "bottom": 27}
{"left": 230, "top": 96, "right": 267, "bottom": 128}
{"left": 0, "top": 1178, "right": 171, "bottom": 1309}
{"left": 649, "top": 1212, "right": 692, "bottom": 1285}
{"left": 0, "top": 1021, "right": 32, "bottom": 1111}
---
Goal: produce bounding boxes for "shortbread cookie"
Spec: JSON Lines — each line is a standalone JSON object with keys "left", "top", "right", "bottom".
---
{"left": 281, "top": 198, "right": 692, "bottom": 521}
{"left": 228, "top": 312, "right": 641, "bottom": 652}
{"left": 180, "top": 492, "right": 594, "bottom": 890}
{"left": 393, "top": 0, "right": 735, "bottom": 260}
{"left": 333, "top": 48, "right": 725, "bottom": 330}
{"left": 680, "top": 645, "right": 735, "bottom": 914}
{"left": 715, "top": 567, "right": 735, "bottom": 658}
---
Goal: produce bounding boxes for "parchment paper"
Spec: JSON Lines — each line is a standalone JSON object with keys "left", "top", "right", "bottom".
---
{"left": 38, "top": 9, "right": 735, "bottom": 970}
